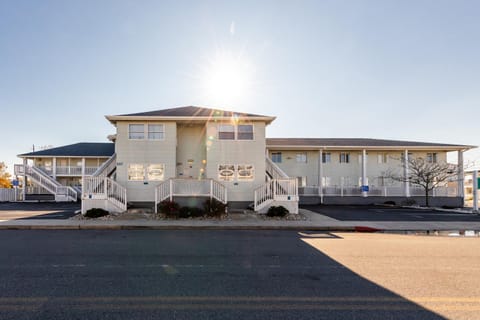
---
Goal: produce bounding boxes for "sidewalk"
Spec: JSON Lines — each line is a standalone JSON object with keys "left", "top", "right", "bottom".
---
{"left": 1, "top": 209, "right": 480, "bottom": 232}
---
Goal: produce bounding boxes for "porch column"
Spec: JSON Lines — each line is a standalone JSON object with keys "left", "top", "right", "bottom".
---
{"left": 457, "top": 150, "right": 464, "bottom": 198}
{"left": 52, "top": 157, "right": 57, "bottom": 179}
{"left": 22, "top": 158, "right": 27, "bottom": 200}
{"left": 361, "top": 149, "right": 368, "bottom": 197}
{"left": 473, "top": 170, "right": 478, "bottom": 212}
{"left": 404, "top": 149, "right": 410, "bottom": 197}
{"left": 318, "top": 149, "right": 323, "bottom": 203}
{"left": 81, "top": 158, "right": 86, "bottom": 192}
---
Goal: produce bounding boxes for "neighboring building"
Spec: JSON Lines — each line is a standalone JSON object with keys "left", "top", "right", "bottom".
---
{"left": 464, "top": 167, "right": 480, "bottom": 208}
{"left": 14, "top": 106, "right": 475, "bottom": 211}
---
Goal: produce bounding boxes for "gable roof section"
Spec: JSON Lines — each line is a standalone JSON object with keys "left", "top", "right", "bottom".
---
{"left": 266, "top": 138, "right": 475, "bottom": 151}
{"left": 18, "top": 143, "right": 115, "bottom": 158}
{"left": 106, "top": 106, "right": 276, "bottom": 124}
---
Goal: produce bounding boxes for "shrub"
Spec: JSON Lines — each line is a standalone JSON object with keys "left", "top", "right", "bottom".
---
{"left": 266, "top": 205, "right": 289, "bottom": 217}
{"left": 84, "top": 208, "right": 109, "bottom": 218}
{"left": 178, "top": 206, "right": 204, "bottom": 218}
{"left": 383, "top": 200, "right": 396, "bottom": 206}
{"left": 158, "top": 200, "right": 180, "bottom": 218}
{"left": 203, "top": 198, "right": 227, "bottom": 217}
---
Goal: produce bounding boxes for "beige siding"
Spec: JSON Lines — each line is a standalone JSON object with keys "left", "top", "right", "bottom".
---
{"left": 206, "top": 121, "right": 266, "bottom": 202}
{"left": 270, "top": 150, "right": 449, "bottom": 187}
{"left": 115, "top": 121, "right": 177, "bottom": 202}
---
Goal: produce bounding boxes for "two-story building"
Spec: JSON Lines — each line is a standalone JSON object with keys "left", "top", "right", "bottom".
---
{"left": 14, "top": 106, "right": 475, "bottom": 212}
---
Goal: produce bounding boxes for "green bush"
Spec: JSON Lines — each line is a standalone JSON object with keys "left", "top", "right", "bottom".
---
{"left": 178, "top": 206, "right": 204, "bottom": 218}
{"left": 266, "top": 205, "right": 289, "bottom": 217}
{"left": 158, "top": 200, "right": 180, "bottom": 218}
{"left": 84, "top": 208, "right": 109, "bottom": 218}
{"left": 203, "top": 198, "right": 227, "bottom": 217}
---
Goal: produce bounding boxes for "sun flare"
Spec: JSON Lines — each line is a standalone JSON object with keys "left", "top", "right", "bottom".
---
{"left": 201, "top": 50, "right": 254, "bottom": 107}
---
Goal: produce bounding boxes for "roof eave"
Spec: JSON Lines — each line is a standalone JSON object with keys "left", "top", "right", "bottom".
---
{"left": 266, "top": 144, "right": 476, "bottom": 151}
{"left": 105, "top": 115, "right": 277, "bottom": 125}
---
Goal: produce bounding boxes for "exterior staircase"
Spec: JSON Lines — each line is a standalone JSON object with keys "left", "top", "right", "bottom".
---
{"left": 254, "top": 157, "right": 299, "bottom": 214}
{"left": 14, "top": 164, "right": 77, "bottom": 202}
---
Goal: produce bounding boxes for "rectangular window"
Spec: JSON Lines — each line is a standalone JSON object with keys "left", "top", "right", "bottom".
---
{"left": 148, "top": 124, "right": 164, "bottom": 140}
{"left": 378, "top": 153, "right": 388, "bottom": 164}
{"left": 237, "top": 124, "right": 254, "bottom": 140}
{"left": 296, "top": 153, "right": 307, "bottom": 163}
{"left": 218, "top": 125, "right": 235, "bottom": 140}
{"left": 339, "top": 152, "right": 350, "bottom": 163}
{"left": 271, "top": 152, "right": 282, "bottom": 163}
{"left": 128, "top": 164, "right": 144, "bottom": 181}
{"left": 218, "top": 164, "right": 235, "bottom": 181}
{"left": 129, "top": 124, "right": 145, "bottom": 139}
{"left": 322, "top": 152, "right": 331, "bottom": 163}
{"left": 427, "top": 153, "right": 437, "bottom": 163}
{"left": 237, "top": 164, "right": 254, "bottom": 181}
{"left": 147, "top": 164, "right": 165, "bottom": 181}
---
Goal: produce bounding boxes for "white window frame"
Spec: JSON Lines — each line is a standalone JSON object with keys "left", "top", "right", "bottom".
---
{"left": 129, "top": 124, "right": 145, "bottom": 140}
{"left": 148, "top": 124, "right": 165, "bottom": 140}
{"left": 128, "top": 164, "right": 145, "bottom": 181}
{"left": 339, "top": 152, "right": 350, "bottom": 164}
{"left": 271, "top": 152, "right": 282, "bottom": 163}
{"left": 427, "top": 153, "right": 437, "bottom": 163}
{"left": 237, "top": 164, "right": 254, "bottom": 181}
{"left": 147, "top": 164, "right": 165, "bottom": 181}
{"left": 237, "top": 124, "right": 254, "bottom": 140}
{"left": 378, "top": 153, "right": 388, "bottom": 164}
{"left": 218, "top": 125, "right": 235, "bottom": 140}
{"left": 322, "top": 152, "right": 331, "bottom": 163}
{"left": 218, "top": 164, "right": 235, "bottom": 181}
{"left": 296, "top": 153, "right": 307, "bottom": 163}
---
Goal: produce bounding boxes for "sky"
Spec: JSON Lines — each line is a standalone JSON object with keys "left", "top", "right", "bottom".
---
{"left": 1, "top": 0, "right": 479, "bottom": 174}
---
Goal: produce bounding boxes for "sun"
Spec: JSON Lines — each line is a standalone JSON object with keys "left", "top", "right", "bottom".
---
{"left": 201, "top": 50, "right": 254, "bottom": 107}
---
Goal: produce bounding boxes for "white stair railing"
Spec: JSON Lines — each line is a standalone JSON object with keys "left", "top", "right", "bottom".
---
{"left": 15, "top": 164, "right": 77, "bottom": 202}
{"left": 154, "top": 179, "right": 227, "bottom": 213}
{"left": 266, "top": 157, "right": 289, "bottom": 179}
{"left": 254, "top": 178, "right": 298, "bottom": 212}
{"left": 82, "top": 176, "right": 126, "bottom": 213}
{"left": 92, "top": 153, "right": 117, "bottom": 177}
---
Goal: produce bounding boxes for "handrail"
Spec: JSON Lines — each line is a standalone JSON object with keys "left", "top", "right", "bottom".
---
{"left": 92, "top": 153, "right": 117, "bottom": 177}
{"left": 82, "top": 176, "right": 127, "bottom": 213}
{"left": 266, "top": 157, "right": 289, "bottom": 179}
{"left": 254, "top": 178, "right": 297, "bottom": 212}
{"left": 154, "top": 178, "right": 228, "bottom": 213}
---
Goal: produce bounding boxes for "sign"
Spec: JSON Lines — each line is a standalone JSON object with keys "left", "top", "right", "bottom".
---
{"left": 12, "top": 180, "right": 19, "bottom": 187}
{"left": 361, "top": 185, "right": 369, "bottom": 192}
{"left": 477, "top": 177, "right": 480, "bottom": 189}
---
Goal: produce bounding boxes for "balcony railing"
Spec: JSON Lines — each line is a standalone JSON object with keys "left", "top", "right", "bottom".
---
{"left": 37, "top": 166, "right": 99, "bottom": 176}
{"left": 299, "top": 185, "right": 458, "bottom": 197}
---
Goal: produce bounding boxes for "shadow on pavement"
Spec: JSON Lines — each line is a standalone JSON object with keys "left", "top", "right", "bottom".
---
{"left": 0, "top": 202, "right": 80, "bottom": 220}
{"left": 0, "top": 230, "right": 446, "bottom": 320}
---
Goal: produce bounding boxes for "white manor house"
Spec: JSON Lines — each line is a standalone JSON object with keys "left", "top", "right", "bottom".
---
{"left": 14, "top": 106, "right": 474, "bottom": 213}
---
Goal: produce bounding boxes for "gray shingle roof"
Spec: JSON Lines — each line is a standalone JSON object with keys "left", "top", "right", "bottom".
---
{"left": 266, "top": 138, "right": 473, "bottom": 149}
{"left": 116, "top": 106, "right": 271, "bottom": 118}
{"left": 18, "top": 143, "right": 115, "bottom": 157}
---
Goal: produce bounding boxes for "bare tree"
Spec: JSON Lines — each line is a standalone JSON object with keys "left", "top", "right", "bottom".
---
{"left": 386, "top": 157, "right": 458, "bottom": 207}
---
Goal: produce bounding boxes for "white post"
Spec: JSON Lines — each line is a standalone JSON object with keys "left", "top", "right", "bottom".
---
{"left": 361, "top": 149, "right": 368, "bottom": 197}
{"left": 473, "top": 170, "right": 478, "bottom": 212}
{"left": 22, "top": 158, "right": 27, "bottom": 201}
{"left": 81, "top": 158, "right": 85, "bottom": 198}
{"left": 341, "top": 177, "right": 344, "bottom": 197}
{"left": 318, "top": 149, "right": 324, "bottom": 203}
{"left": 457, "top": 150, "right": 464, "bottom": 198}
{"left": 404, "top": 150, "right": 410, "bottom": 197}
{"left": 169, "top": 179, "right": 173, "bottom": 201}
{"left": 155, "top": 188, "right": 158, "bottom": 214}
{"left": 210, "top": 179, "right": 213, "bottom": 200}
{"left": 52, "top": 157, "right": 57, "bottom": 179}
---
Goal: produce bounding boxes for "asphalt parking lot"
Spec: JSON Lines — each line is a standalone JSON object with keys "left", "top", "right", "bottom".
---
{"left": 303, "top": 205, "right": 480, "bottom": 222}
{"left": 0, "top": 202, "right": 80, "bottom": 220}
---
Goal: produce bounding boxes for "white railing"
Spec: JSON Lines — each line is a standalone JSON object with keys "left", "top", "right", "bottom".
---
{"left": 299, "top": 185, "right": 458, "bottom": 197}
{"left": 0, "top": 188, "right": 22, "bottom": 202}
{"left": 56, "top": 166, "right": 82, "bottom": 176}
{"left": 82, "top": 176, "right": 127, "bottom": 213}
{"left": 15, "top": 164, "right": 77, "bottom": 202}
{"left": 254, "top": 178, "right": 298, "bottom": 212}
{"left": 92, "top": 153, "right": 117, "bottom": 177}
{"left": 154, "top": 179, "right": 227, "bottom": 213}
{"left": 265, "top": 157, "right": 289, "bottom": 179}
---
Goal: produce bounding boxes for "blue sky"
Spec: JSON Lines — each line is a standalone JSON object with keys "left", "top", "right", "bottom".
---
{"left": 1, "top": 0, "right": 479, "bottom": 174}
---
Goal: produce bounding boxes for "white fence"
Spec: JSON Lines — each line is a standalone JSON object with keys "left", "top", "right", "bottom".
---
{"left": 299, "top": 185, "right": 458, "bottom": 197}
{"left": 0, "top": 188, "right": 22, "bottom": 202}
